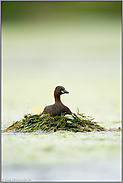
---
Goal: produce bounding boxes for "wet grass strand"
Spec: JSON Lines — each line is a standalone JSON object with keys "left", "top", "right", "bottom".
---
{"left": 2, "top": 112, "right": 107, "bottom": 133}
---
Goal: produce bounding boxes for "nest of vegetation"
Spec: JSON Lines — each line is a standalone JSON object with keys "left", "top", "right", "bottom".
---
{"left": 3, "top": 112, "right": 106, "bottom": 133}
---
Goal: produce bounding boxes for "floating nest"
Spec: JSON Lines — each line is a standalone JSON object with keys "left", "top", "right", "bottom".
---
{"left": 2, "top": 112, "right": 106, "bottom": 133}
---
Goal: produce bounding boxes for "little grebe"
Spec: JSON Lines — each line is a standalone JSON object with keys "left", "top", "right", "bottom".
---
{"left": 42, "top": 86, "right": 72, "bottom": 116}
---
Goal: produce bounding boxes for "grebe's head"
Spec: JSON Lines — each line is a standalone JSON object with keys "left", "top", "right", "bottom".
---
{"left": 54, "top": 86, "right": 69, "bottom": 99}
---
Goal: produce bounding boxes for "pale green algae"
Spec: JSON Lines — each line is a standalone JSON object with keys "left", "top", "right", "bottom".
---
{"left": 2, "top": 131, "right": 121, "bottom": 166}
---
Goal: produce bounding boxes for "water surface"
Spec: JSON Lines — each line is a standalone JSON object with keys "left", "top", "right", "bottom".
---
{"left": 2, "top": 14, "right": 121, "bottom": 181}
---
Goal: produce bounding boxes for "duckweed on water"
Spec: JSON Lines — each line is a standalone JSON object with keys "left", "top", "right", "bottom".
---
{"left": 2, "top": 112, "right": 107, "bottom": 133}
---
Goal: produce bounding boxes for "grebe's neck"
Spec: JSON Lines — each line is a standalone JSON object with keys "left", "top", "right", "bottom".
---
{"left": 54, "top": 88, "right": 61, "bottom": 103}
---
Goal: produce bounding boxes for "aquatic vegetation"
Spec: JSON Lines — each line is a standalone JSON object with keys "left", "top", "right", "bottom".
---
{"left": 2, "top": 112, "right": 106, "bottom": 133}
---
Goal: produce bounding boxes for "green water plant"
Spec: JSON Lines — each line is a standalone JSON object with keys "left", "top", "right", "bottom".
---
{"left": 2, "top": 112, "right": 106, "bottom": 133}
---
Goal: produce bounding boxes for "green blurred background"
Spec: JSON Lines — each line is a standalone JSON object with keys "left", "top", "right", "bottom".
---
{"left": 1, "top": 1, "right": 122, "bottom": 181}
{"left": 1, "top": 1, "right": 122, "bottom": 22}
{"left": 1, "top": 1, "right": 122, "bottom": 126}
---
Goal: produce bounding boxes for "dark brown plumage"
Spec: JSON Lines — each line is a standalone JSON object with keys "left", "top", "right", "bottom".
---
{"left": 42, "top": 86, "right": 72, "bottom": 116}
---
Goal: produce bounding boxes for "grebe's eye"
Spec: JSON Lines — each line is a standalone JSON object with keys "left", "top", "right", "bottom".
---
{"left": 61, "top": 90, "right": 64, "bottom": 94}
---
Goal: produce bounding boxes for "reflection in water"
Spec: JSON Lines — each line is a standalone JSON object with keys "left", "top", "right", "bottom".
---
{"left": 2, "top": 161, "right": 121, "bottom": 181}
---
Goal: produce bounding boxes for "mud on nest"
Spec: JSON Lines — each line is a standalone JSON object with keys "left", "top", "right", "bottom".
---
{"left": 2, "top": 112, "right": 106, "bottom": 133}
